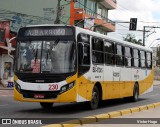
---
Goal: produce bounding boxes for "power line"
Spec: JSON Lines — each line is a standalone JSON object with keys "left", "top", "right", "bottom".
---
{"left": 116, "top": 23, "right": 129, "bottom": 28}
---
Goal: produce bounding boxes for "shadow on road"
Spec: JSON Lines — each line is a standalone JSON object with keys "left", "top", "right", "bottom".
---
{"left": 17, "top": 98, "right": 148, "bottom": 115}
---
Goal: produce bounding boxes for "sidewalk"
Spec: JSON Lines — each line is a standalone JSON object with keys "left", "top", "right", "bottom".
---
{"left": 78, "top": 107, "right": 160, "bottom": 127}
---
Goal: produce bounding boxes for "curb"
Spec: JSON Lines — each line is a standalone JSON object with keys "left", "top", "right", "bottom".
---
{"left": 42, "top": 102, "right": 160, "bottom": 127}
{"left": 0, "top": 88, "right": 13, "bottom": 90}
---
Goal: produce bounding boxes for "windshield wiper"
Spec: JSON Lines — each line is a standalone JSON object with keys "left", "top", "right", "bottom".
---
{"left": 47, "top": 39, "right": 60, "bottom": 62}
{"left": 34, "top": 48, "right": 38, "bottom": 62}
{"left": 50, "top": 39, "right": 60, "bottom": 50}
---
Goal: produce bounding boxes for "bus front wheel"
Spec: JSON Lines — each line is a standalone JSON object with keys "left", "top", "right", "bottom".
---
{"left": 89, "top": 86, "right": 100, "bottom": 110}
{"left": 40, "top": 102, "right": 54, "bottom": 109}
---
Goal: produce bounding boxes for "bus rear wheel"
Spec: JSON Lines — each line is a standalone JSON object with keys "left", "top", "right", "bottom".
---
{"left": 131, "top": 84, "right": 139, "bottom": 102}
{"left": 123, "top": 83, "right": 139, "bottom": 102}
{"left": 40, "top": 102, "right": 54, "bottom": 109}
{"left": 89, "top": 86, "right": 100, "bottom": 110}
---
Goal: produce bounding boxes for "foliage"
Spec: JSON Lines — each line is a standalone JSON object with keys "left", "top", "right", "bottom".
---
{"left": 156, "top": 47, "right": 160, "bottom": 65}
{"left": 123, "top": 33, "right": 142, "bottom": 45}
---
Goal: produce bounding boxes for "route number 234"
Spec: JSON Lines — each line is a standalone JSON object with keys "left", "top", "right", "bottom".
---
{"left": 48, "top": 84, "right": 58, "bottom": 90}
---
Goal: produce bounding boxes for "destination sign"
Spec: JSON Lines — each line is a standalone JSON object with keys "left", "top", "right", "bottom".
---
{"left": 24, "top": 28, "right": 73, "bottom": 37}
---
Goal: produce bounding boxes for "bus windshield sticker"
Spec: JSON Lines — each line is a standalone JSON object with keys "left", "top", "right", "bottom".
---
{"left": 113, "top": 72, "right": 120, "bottom": 77}
{"left": 31, "top": 59, "right": 40, "bottom": 73}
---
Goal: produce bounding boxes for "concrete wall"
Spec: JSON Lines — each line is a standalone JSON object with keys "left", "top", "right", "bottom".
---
{"left": 0, "top": 0, "right": 70, "bottom": 32}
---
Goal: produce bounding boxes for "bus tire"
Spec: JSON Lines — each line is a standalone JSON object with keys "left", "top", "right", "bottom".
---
{"left": 89, "top": 86, "right": 100, "bottom": 110}
{"left": 131, "top": 83, "right": 139, "bottom": 102}
{"left": 40, "top": 102, "right": 54, "bottom": 109}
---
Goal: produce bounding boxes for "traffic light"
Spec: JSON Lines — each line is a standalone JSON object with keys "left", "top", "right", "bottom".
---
{"left": 129, "top": 18, "right": 137, "bottom": 30}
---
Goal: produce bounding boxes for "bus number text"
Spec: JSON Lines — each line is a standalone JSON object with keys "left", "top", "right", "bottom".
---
{"left": 49, "top": 84, "right": 58, "bottom": 90}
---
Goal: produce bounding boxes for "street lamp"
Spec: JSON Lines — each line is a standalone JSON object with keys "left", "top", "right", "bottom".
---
{"left": 148, "top": 38, "right": 160, "bottom": 48}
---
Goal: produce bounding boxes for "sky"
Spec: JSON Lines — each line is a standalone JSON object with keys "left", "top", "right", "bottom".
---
{"left": 108, "top": 0, "right": 160, "bottom": 48}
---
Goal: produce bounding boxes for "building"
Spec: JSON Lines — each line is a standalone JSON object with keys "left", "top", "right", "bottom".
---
{"left": 0, "top": 0, "right": 116, "bottom": 33}
{"left": 0, "top": 0, "right": 116, "bottom": 86}
{"left": 0, "top": 0, "right": 67, "bottom": 86}
{"left": 0, "top": 21, "right": 16, "bottom": 86}
{"left": 73, "top": 0, "right": 116, "bottom": 34}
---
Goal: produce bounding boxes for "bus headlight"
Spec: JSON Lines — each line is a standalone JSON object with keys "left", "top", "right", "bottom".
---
{"left": 60, "top": 82, "right": 75, "bottom": 93}
{"left": 14, "top": 82, "right": 21, "bottom": 93}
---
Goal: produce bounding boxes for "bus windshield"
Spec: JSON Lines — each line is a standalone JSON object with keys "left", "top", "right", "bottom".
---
{"left": 17, "top": 39, "right": 76, "bottom": 74}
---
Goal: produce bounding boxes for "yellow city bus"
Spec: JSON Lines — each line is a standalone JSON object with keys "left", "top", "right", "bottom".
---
{"left": 14, "top": 24, "right": 154, "bottom": 110}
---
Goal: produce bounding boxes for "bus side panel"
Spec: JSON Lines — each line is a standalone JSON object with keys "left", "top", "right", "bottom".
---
{"left": 103, "top": 66, "right": 113, "bottom": 100}
{"left": 120, "top": 67, "right": 132, "bottom": 97}
{"left": 76, "top": 75, "right": 93, "bottom": 102}
{"left": 139, "top": 68, "right": 154, "bottom": 95}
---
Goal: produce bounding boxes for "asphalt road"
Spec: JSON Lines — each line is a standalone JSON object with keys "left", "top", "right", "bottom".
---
{"left": 0, "top": 85, "right": 160, "bottom": 126}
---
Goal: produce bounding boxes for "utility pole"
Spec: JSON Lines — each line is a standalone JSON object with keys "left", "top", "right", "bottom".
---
{"left": 54, "top": 0, "right": 61, "bottom": 24}
{"left": 143, "top": 26, "right": 146, "bottom": 46}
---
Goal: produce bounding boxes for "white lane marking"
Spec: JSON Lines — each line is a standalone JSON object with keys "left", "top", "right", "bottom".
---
{"left": 150, "top": 94, "right": 160, "bottom": 97}
{"left": 1, "top": 95, "right": 13, "bottom": 97}
{"left": 154, "top": 86, "right": 160, "bottom": 88}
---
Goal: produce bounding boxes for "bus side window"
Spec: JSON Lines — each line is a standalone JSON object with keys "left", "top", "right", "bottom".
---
{"left": 115, "top": 44, "right": 124, "bottom": 66}
{"left": 140, "top": 50, "right": 146, "bottom": 68}
{"left": 92, "top": 37, "right": 104, "bottom": 64}
{"left": 78, "top": 34, "right": 90, "bottom": 65}
{"left": 146, "top": 52, "right": 152, "bottom": 69}
{"left": 124, "top": 46, "right": 132, "bottom": 67}
{"left": 133, "top": 49, "right": 140, "bottom": 68}
{"left": 104, "top": 40, "right": 114, "bottom": 65}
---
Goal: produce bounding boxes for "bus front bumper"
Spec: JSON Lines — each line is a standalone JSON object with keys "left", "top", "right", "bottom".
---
{"left": 14, "top": 86, "right": 77, "bottom": 103}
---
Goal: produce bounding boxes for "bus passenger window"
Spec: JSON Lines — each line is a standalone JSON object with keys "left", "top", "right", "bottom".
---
{"left": 116, "top": 45, "right": 124, "bottom": 66}
{"left": 133, "top": 49, "right": 140, "bottom": 67}
{"left": 124, "top": 47, "right": 131, "bottom": 67}
{"left": 140, "top": 51, "right": 146, "bottom": 68}
{"left": 78, "top": 34, "right": 90, "bottom": 65}
{"left": 104, "top": 40, "right": 114, "bottom": 65}
{"left": 147, "top": 52, "right": 152, "bottom": 68}
{"left": 92, "top": 37, "right": 104, "bottom": 64}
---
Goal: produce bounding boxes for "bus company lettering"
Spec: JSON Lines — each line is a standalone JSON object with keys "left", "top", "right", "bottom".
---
{"left": 25, "top": 29, "right": 66, "bottom": 36}
{"left": 31, "top": 59, "right": 40, "bottom": 73}
{"left": 134, "top": 74, "right": 139, "bottom": 79}
{"left": 93, "top": 66, "right": 103, "bottom": 73}
{"left": 113, "top": 72, "right": 120, "bottom": 77}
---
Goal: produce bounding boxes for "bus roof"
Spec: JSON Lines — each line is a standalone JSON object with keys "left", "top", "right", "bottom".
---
{"left": 24, "top": 24, "right": 152, "bottom": 52}
{"left": 75, "top": 26, "right": 152, "bottom": 52}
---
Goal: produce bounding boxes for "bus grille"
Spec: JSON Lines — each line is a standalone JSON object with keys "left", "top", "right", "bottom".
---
{"left": 21, "top": 90, "right": 60, "bottom": 99}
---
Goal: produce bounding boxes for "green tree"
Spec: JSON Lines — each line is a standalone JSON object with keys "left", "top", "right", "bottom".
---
{"left": 123, "top": 33, "right": 142, "bottom": 45}
{"left": 156, "top": 47, "right": 160, "bottom": 65}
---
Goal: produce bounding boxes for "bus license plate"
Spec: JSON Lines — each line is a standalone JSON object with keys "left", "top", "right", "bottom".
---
{"left": 34, "top": 94, "right": 45, "bottom": 99}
